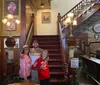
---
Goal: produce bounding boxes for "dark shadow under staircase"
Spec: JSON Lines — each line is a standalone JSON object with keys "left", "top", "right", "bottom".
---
{"left": 31, "top": 35, "right": 65, "bottom": 85}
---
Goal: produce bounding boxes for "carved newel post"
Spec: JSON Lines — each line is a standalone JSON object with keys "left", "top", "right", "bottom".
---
{"left": 65, "top": 12, "right": 78, "bottom": 85}
{"left": 67, "top": 37, "right": 76, "bottom": 59}
{"left": 67, "top": 36, "right": 78, "bottom": 85}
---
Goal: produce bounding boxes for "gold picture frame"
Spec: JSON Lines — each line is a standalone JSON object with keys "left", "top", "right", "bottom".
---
{"left": 42, "top": 12, "right": 51, "bottom": 23}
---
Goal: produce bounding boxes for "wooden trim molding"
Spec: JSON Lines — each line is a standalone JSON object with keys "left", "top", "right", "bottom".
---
{"left": 48, "top": 0, "right": 51, "bottom": 6}
{"left": 20, "top": 0, "right": 26, "bottom": 49}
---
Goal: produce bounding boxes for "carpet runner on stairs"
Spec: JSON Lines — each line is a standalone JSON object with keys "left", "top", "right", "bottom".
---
{"left": 32, "top": 35, "right": 65, "bottom": 85}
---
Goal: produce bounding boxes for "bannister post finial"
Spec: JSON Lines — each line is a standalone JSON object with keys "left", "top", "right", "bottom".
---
{"left": 31, "top": 13, "right": 34, "bottom": 22}
{"left": 58, "top": 13, "right": 61, "bottom": 22}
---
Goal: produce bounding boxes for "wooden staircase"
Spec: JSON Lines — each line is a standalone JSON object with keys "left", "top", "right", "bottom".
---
{"left": 58, "top": 0, "right": 100, "bottom": 38}
{"left": 32, "top": 35, "right": 65, "bottom": 85}
{"left": 57, "top": 0, "right": 100, "bottom": 84}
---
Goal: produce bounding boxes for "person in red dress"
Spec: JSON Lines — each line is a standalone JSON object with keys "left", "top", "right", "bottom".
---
{"left": 31, "top": 50, "right": 51, "bottom": 85}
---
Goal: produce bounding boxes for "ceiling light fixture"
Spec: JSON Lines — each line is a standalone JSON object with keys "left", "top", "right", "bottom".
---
{"left": 41, "top": 3, "right": 44, "bottom": 8}
{"left": 41, "top": 0, "right": 44, "bottom": 8}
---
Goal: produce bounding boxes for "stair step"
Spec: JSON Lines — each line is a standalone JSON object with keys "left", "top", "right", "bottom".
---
{"left": 35, "top": 40, "right": 60, "bottom": 43}
{"left": 33, "top": 38, "right": 59, "bottom": 40}
{"left": 49, "top": 54, "right": 62, "bottom": 57}
{"left": 49, "top": 57, "right": 62, "bottom": 59}
{"left": 48, "top": 49, "right": 61, "bottom": 51}
{"left": 50, "top": 74, "right": 64, "bottom": 80}
{"left": 48, "top": 50, "right": 61, "bottom": 54}
{"left": 49, "top": 65, "right": 63, "bottom": 67}
{"left": 40, "top": 46, "right": 60, "bottom": 49}
{"left": 49, "top": 54, "right": 61, "bottom": 56}
{"left": 48, "top": 59, "right": 62, "bottom": 65}
{"left": 31, "top": 41, "right": 60, "bottom": 45}
{"left": 49, "top": 68, "right": 64, "bottom": 72}
{"left": 48, "top": 62, "right": 62, "bottom": 65}
{"left": 39, "top": 45, "right": 60, "bottom": 47}
{"left": 50, "top": 72, "right": 64, "bottom": 75}
{"left": 39, "top": 42, "right": 60, "bottom": 45}
{"left": 38, "top": 41, "right": 60, "bottom": 43}
{"left": 32, "top": 39, "right": 59, "bottom": 42}
{"left": 49, "top": 59, "right": 62, "bottom": 61}
{"left": 40, "top": 45, "right": 60, "bottom": 47}
{"left": 49, "top": 54, "right": 62, "bottom": 59}
{"left": 50, "top": 79, "right": 65, "bottom": 83}
{"left": 33, "top": 35, "right": 59, "bottom": 38}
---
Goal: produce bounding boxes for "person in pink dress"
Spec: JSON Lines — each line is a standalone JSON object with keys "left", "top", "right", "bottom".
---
{"left": 19, "top": 45, "right": 32, "bottom": 81}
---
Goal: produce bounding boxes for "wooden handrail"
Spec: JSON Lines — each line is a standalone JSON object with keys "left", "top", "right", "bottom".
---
{"left": 25, "top": 13, "right": 34, "bottom": 45}
{"left": 61, "top": 0, "right": 96, "bottom": 22}
{"left": 25, "top": 22, "right": 34, "bottom": 45}
{"left": 58, "top": 21, "right": 69, "bottom": 82}
{"left": 61, "top": 0, "right": 83, "bottom": 19}
{"left": 58, "top": 0, "right": 100, "bottom": 39}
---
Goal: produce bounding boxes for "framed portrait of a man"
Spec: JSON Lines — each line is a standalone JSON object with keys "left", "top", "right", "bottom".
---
{"left": 42, "top": 12, "right": 51, "bottom": 23}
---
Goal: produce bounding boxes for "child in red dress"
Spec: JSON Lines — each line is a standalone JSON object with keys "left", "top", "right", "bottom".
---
{"left": 31, "top": 50, "right": 51, "bottom": 85}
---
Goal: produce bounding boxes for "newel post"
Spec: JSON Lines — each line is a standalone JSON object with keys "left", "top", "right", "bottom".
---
{"left": 31, "top": 13, "right": 34, "bottom": 23}
{"left": 57, "top": 13, "right": 61, "bottom": 34}
{"left": 57, "top": 13, "right": 61, "bottom": 22}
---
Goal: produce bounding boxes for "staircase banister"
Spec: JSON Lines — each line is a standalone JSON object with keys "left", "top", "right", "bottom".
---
{"left": 25, "top": 13, "right": 34, "bottom": 45}
{"left": 25, "top": 22, "right": 34, "bottom": 45}
{"left": 61, "top": 3, "right": 100, "bottom": 39}
{"left": 61, "top": 0, "right": 83, "bottom": 19}
{"left": 58, "top": 21, "right": 69, "bottom": 82}
{"left": 61, "top": 0, "right": 96, "bottom": 22}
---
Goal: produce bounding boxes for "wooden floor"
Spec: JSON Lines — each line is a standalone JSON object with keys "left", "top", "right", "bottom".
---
{"left": 8, "top": 81, "right": 40, "bottom": 85}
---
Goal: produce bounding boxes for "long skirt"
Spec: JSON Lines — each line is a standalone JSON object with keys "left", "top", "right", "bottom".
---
{"left": 31, "top": 70, "right": 39, "bottom": 83}
{"left": 30, "top": 55, "right": 40, "bottom": 83}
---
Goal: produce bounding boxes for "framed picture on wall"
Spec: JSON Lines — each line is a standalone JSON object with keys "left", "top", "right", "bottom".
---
{"left": 4, "top": 0, "right": 19, "bottom": 15}
{"left": 42, "top": 12, "right": 51, "bottom": 23}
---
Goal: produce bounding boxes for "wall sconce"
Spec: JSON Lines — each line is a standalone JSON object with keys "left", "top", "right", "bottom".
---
{"left": 2, "top": 14, "right": 20, "bottom": 48}
{"left": 64, "top": 12, "right": 77, "bottom": 37}
{"left": 2, "top": 14, "right": 20, "bottom": 31}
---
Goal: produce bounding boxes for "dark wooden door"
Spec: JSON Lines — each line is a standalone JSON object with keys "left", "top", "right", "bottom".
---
{"left": 0, "top": 38, "right": 3, "bottom": 81}
{"left": 0, "top": 38, "right": 7, "bottom": 81}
